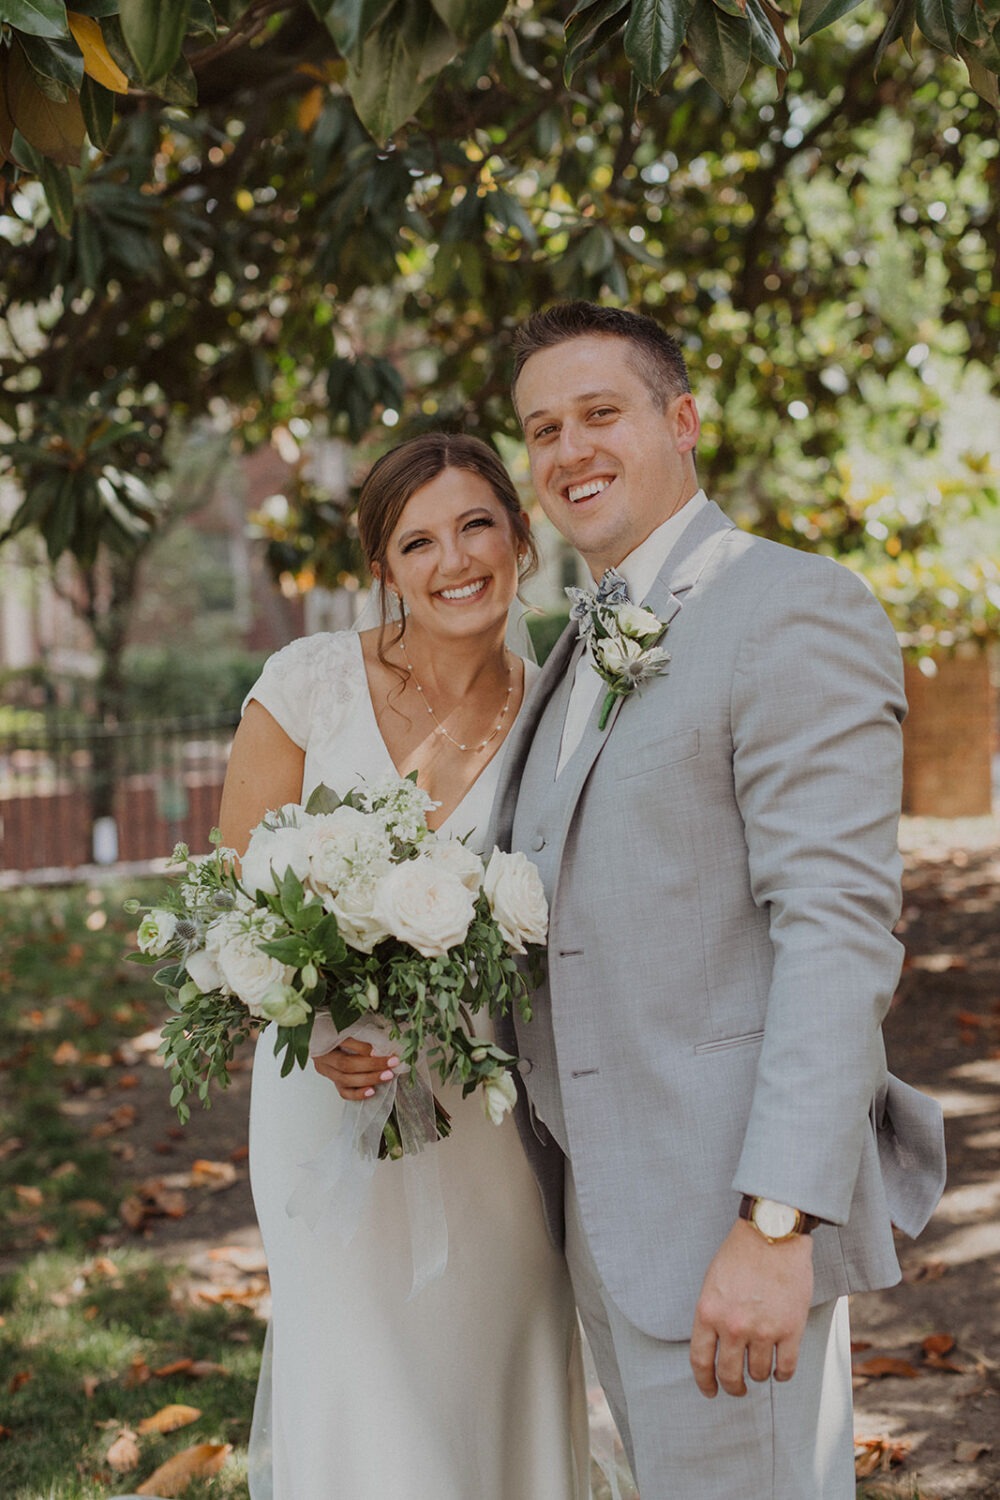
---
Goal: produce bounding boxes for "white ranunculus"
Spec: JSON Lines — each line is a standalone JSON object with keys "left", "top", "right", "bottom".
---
{"left": 615, "top": 603, "right": 663, "bottom": 641}
{"left": 482, "top": 1070, "right": 517, "bottom": 1125}
{"left": 307, "top": 806, "right": 393, "bottom": 898}
{"left": 327, "top": 876, "right": 392, "bottom": 954}
{"left": 595, "top": 633, "right": 643, "bottom": 675}
{"left": 371, "top": 861, "right": 476, "bottom": 958}
{"left": 258, "top": 984, "right": 312, "bottom": 1028}
{"left": 137, "top": 909, "right": 178, "bottom": 956}
{"left": 184, "top": 944, "right": 227, "bottom": 993}
{"left": 215, "top": 924, "right": 295, "bottom": 1016}
{"left": 240, "top": 822, "right": 312, "bottom": 896}
{"left": 483, "top": 848, "right": 549, "bottom": 953}
{"left": 421, "top": 837, "right": 485, "bottom": 893}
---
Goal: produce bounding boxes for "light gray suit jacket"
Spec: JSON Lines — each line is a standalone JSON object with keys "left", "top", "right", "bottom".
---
{"left": 492, "top": 501, "right": 946, "bottom": 1343}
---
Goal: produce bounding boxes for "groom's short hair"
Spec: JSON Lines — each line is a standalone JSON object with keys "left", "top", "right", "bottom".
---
{"left": 511, "top": 302, "right": 691, "bottom": 414}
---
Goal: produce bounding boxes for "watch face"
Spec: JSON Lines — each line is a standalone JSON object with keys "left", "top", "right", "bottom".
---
{"left": 753, "top": 1199, "right": 798, "bottom": 1239}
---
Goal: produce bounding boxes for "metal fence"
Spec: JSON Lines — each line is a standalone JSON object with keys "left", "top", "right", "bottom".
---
{"left": 0, "top": 713, "right": 239, "bottom": 874}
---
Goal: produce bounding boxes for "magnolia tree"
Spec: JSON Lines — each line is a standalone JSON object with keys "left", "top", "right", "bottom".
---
{"left": 0, "top": 0, "right": 997, "bottom": 649}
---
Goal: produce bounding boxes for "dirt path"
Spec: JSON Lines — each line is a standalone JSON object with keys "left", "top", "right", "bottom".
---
{"left": 102, "top": 815, "right": 1000, "bottom": 1498}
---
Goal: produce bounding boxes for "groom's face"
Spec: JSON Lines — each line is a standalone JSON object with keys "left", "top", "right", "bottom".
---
{"left": 515, "top": 334, "right": 699, "bottom": 577}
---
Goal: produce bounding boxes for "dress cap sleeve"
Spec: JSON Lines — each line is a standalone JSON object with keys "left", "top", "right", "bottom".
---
{"left": 242, "top": 633, "right": 354, "bottom": 750}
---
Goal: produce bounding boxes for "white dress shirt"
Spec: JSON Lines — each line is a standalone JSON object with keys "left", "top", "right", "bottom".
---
{"left": 556, "top": 489, "right": 708, "bottom": 774}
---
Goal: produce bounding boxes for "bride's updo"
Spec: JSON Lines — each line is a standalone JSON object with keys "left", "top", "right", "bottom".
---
{"left": 356, "top": 433, "right": 537, "bottom": 638}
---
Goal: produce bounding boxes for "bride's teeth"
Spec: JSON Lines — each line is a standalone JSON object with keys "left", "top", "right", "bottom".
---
{"left": 568, "top": 479, "right": 610, "bottom": 503}
{"left": 440, "top": 579, "right": 486, "bottom": 600}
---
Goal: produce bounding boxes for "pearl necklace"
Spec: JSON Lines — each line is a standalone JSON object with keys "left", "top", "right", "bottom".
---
{"left": 398, "top": 638, "right": 514, "bottom": 754}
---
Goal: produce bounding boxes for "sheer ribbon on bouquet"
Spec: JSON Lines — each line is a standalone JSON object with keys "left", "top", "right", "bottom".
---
{"left": 284, "top": 1015, "right": 449, "bottom": 1298}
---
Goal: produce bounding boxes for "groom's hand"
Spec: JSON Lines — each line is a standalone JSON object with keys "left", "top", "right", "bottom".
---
{"left": 689, "top": 1220, "right": 814, "bottom": 1398}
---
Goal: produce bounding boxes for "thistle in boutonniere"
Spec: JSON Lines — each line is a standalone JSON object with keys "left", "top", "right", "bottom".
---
{"left": 567, "top": 573, "right": 671, "bottom": 730}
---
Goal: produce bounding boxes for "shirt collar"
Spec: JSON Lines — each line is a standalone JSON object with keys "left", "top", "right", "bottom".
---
{"left": 615, "top": 489, "right": 708, "bottom": 606}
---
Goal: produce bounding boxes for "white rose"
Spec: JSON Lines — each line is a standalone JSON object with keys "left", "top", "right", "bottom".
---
{"left": 371, "top": 861, "right": 476, "bottom": 958}
{"left": 215, "top": 924, "right": 295, "bottom": 1016}
{"left": 421, "top": 837, "right": 485, "bottom": 893}
{"left": 258, "top": 984, "right": 312, "bottom": 1028}
{"left": 482, "top": 1070, "right": 517, "bottom": 1125}
{"left": 307, "top": 807, "right": 392, "bottom": 897}
{"left": 483, "top": 848, "right": 549, "bottom": 954}
{"left": 137, "top": 909, "right": 177, "bottom": 956}
{"left": 240, "top": 823, "right": 312, "bottom": 896}
{"left": 327, "top": 877, "right": 391, "bottom": 954}
{"left": 615, "top": 603, "right": 663, "bottom": 641}
{"left": 184, "top": 944, "right": 227, "bottom": 993}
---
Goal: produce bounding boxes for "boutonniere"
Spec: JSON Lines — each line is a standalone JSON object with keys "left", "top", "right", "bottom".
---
{"left": 565, "top": 570, "right": 672, "bottom": 729}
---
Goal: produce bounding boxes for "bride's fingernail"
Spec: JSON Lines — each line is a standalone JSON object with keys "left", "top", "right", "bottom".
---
{"left": 363, "top": 1088, "right": 375, "bottom": 1098}
{"left": 387, "top": 1056, "right": 400, "bottom": 1067}
{"left": 379, "top": 1070, "right": 394, "bottom": 1082}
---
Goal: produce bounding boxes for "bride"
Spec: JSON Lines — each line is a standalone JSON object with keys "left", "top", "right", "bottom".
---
{"left": 218, "top": 433, "right": 591, "bottom": 1499}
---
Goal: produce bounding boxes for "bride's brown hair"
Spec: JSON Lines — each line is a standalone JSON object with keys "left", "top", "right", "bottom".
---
{"left": 356, "top": 432, "right": 537, "bottom": 664}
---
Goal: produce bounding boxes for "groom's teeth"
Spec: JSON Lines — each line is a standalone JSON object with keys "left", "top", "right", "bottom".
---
{"left": 440, "top": 579, "right": 486, "bottom": 600}
{"left": 568, "top": 479, "right": 610, "bottom": 503}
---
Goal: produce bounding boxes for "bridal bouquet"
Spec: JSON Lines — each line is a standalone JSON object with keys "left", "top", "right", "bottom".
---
{"left": 128, "top": 773, "right": 548, "bottom": 1159}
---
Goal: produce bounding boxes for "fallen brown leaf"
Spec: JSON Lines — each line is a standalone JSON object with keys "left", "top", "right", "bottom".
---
{"left": 853, "top": 1356, "right": 920, "bottom": 1379}
{"left": 854, "top": 1434, "right": 912, "bottom": 1477}
{"left": 14, "top": 1185, "right": 43, "bottom": 1208}
{"left": 152, "top": 1359, "right": 194, "bottom": 1379}
{"left": 107, "top": 1427, "right": 141, "bottom": 1473}
{"left": 69, "top": 1198, "right": 106, "bottom": 1218}
{"left": 90, "top": 1103, "right": 138, "bottom": 1139}
{"left": 135, "top": 1441, "right": 232, "bottom": 1495}
{"left": 8, "top": 1370, "right": 32, "bottom": 1394}
{"left": 902, "top": 1259, "right": 947, "bottom": 1283}
{"left": 196, "top": 1277, "right": 268, "bottom": 1308}
{"left": 207, "top": 1245, "right": 269, "bottom": 1273}
{"left": 137, "top": 1404, "right": 202, "bottom": 1435}
{"left": 922, "top": 1333, "right": 955, "bottom": 1356}
{"left": 52, "top": 1039, "right": 82, "bottom": 1066}
{"left": 955, "top": 1440, "right": 992, "bottom": 1463}
{"left": 82, "top": 1375, "right": 100, "bottom": 1398}
{"left": 190, "top": 1158, "right": 237, "bottom": 1189}
{"left": 123, "top": 1356, "right": 151, "bottom": 1388}
{"left": 86, "top": 1256, "right": 120, "bottom": 1281}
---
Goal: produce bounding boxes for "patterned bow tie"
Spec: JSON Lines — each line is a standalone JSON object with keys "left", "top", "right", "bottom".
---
{"left": 565, "top": 568, "right": 630, "bottom": 636}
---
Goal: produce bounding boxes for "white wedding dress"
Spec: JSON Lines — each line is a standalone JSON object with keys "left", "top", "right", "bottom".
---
{"left": 244, "top": 631, "right": 590, "bottom": 1500}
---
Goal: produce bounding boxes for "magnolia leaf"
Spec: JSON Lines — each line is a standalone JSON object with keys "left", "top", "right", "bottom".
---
{"left": 6, "top": 41, "right": 87, "bottom": 163}
{"left": 118, "top": 0, "right": 192, "bottom": 85}
{"left": 79, "top": 73, "right": 115, "bottom": 146}
{"left": 135, "top": 1441, "right": 232, "bottom": 1496}
{"left": 685, "top": 0, "right": 751, "bottom": 99}
{"left": 136, "top": 1403, "right": 202, "bottom": 1434}
{"left": 797, "top": 0, "right": 865, "bottom": 41}
{"left": 106, "top": 1427, "right": 141, "bottom": 1472}
{"left": 346, "top": 0, "right": 458, "bottom": 143}
{"left": 563, "top": 0, "right": 630, "bottom": 83}
{"left": 68, "top": 11, "right": 130, "bottom": 90}
{"left": 874, "top": 0, "right": 916, "bottom": 72}
{"left": 624, "top": 0, "right": 696, "bottom": 86}
{"left": 39, "top": 155, "right": 74, "bottom": 234}
{"left": 0, "top": 0, "right": 69, "bottom": 39}
{"left": 746, "top": 0, "right": 785, "bottom": 66}
{"left": 310, "top": 0, "right": 396, "bottom": 64}
{"left": 957, "top": 37, "right": 1000, "bottom": 99}
{"left": 428, "top": 0, "right": 506, "bottom": 43}
{"left": 18, "top": 32, "right": 85, "bottom": 95}
{"left": 914, "top": 0, "right": 965, "bottom": 53}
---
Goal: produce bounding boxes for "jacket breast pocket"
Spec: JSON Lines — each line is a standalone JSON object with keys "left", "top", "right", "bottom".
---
{"left": 614, "top": 727, "right": 700, "bottom": 782}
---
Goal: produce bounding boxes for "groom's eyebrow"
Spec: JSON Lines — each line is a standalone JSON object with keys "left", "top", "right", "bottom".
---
{"left": 522, "top": 390, "right": 618, "bottom": 426}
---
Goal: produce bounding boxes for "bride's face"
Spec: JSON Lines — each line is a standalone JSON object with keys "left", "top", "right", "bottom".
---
{"left": 381, "top": 467, "right": 523, "bottom": 642}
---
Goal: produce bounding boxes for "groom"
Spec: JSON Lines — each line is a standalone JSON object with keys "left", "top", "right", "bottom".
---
{"left": 491, "top": 301, "right": 946, "bottom": 1499}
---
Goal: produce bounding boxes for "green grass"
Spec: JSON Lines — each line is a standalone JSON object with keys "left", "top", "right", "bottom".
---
{"left": 0, "top": 882, "right": 262, "bottom": 1498}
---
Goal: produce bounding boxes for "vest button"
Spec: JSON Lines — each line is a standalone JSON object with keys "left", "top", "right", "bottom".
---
{"left": 531, "top": 834, "right": 546, "bottom": 851}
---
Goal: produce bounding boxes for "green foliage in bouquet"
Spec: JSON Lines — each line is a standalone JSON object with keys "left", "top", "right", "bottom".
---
{"left": 127, "top": 774, "right": 547, "bottom": 1143}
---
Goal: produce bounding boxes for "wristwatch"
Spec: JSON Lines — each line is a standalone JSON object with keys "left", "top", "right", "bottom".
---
{"left": 739, "top": 1195, "right": 820, "bottom": 1243}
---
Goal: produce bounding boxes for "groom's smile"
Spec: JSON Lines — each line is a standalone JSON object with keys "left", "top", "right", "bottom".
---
{"left": 515, "top": 333, "right": 700, "bottom": 576}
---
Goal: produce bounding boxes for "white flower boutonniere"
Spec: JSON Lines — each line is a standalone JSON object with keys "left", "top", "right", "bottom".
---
{"left": 566, "top": 571, "right": 671, "bottom": 729}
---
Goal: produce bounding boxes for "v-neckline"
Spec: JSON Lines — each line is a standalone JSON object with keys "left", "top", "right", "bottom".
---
{"left": 351, "top": 632, "right": 523, "bottom": 833}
